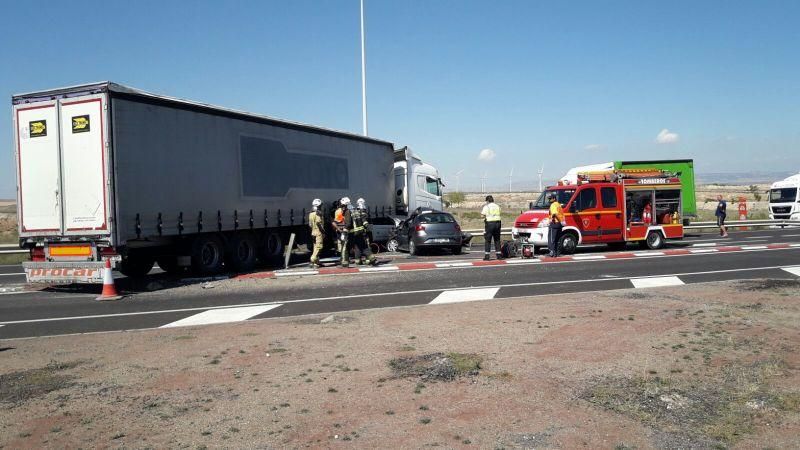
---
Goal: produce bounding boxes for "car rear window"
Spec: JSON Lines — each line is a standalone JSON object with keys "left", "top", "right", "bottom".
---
{"left": 418, "top": 213, "right": 455, "bottom": 224}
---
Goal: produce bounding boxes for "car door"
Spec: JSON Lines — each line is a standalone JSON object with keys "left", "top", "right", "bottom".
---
{"left": 571, "top": 186, "right": 601, "bottom": 243}
{"left": 396, "top": 219, "right": 411, "bottom": 250}
{"left": 599, "top": 186, "right": 623, "bottom": 241}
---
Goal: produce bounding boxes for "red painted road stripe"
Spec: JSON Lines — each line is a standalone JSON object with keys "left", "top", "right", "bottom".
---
{"left": 318, "top": 267, "right": 360, "bottom": 275}
{"left": 472, "top": 260, "right": 509, "bottom": 266}
{"left": 664, "top": 249, "right": 691, "bottom": 256}
{"left": 236, "top": 271, "right": 276, "bottom": 280}
{"left": 605, "top": 252, "right": 636, "bottom": 259}
{"left": 767, "top": 243, "right": 791, "bottom": 249}
{"left": 540, "top": 256, "right": 574, "bottom": 263}
{"left": 716, "top": 246, "right": 742, "bottom": 252}
{"left": 398, "top": 263, "right": 437, "bottom": 270}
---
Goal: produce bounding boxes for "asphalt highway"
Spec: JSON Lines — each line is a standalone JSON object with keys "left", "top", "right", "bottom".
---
{"left": 1, "top": 228, "right": 799, "bottom": 339}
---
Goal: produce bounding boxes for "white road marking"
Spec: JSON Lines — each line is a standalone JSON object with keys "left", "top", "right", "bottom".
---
{"left": 359, "top": 266, "right": 399, "bottom": 272}
{"left": 634, "top": 252, "right": 664, "bottom": 257}
{"left": 160, "top": 304, "right": 282, "bottom": 328}
{"left": 782, "top": 266, "right": 800, "bottom": 277}
{"left": 505, "top": 258, "right": 540, "bottom": 264}
{"left": 572, "top": 255, "right": 608, "bottom": 260}
{"left": 689, "top": 249, "right": 718, "bottom": 254}
{"left": 783, "top": 234, "right": 800, "bottom": 237}
{"left": 631, "top": 276, "right": 684, "bottom": 289}
{"left": 0, "top": 273, "right": 25, "bottom": 277}
{"left": 741, "top": 245, "right": 768, "bottom": 250}
{"left": 275, "top": 270, "right": 318, "bottom": 277}
{"left": 429, "top": 287, "right": 500, "bottom": 305}
{"left": 746, "top": 236, "right": 769, "bottom": 239}
{"left": 790, "top": 243, "right": 800, "bottom": 247}
{"left": 435, "top": 262, "right": 472, "bottom": 268}
{"left": 691, "top": 243, "right": 717, "bottom": 247}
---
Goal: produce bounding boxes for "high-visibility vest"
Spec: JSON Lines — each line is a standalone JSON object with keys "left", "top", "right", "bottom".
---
{"left": 483, "top": 203, "right": 501, "bottom": 222}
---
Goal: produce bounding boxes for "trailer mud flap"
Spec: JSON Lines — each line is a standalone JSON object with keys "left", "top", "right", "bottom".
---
{"left": 23, "top": 261, "right": 106, "bottom": 284}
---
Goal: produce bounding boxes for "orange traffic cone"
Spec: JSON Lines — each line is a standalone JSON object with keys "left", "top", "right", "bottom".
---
{"left": 96, "top": 259, "right": 123, "bottom": 301}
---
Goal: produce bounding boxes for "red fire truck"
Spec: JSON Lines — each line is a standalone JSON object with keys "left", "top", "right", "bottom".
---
{"left": 511, "top": 170, "right": 684, "bottom": 254}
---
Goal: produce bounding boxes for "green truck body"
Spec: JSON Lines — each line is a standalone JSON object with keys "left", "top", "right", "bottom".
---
{"left": 614, "top": 159, "right": 696, "bottom": 219}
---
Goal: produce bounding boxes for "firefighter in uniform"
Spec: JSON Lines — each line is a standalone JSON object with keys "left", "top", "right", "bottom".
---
{"left": 351, "top": 198, "right": 377, "bottom": 266}
{"left": 333, "top": 199, "right": 346, "bottom": 255}
{"left": 481, "top": 195, "right": 503, "bottom": 260}
{"left": 308, "top": 198, "right": 325, "bottom": 268}
{"left": 339, "top": 197, "right": 353, "bottom": 267}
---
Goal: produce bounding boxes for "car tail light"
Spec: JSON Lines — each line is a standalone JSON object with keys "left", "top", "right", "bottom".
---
{"left": 415, "top": 224, "right": 426, "bottom": 231}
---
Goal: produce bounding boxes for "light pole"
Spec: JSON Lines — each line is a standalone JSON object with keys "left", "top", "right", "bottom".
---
{"left": 360, "top": 0, "right": 368, "bottom": 136}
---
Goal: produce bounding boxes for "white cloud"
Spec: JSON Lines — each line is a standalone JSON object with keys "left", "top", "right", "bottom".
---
{"left": 655, "top": 129, "right": 680, "bottom": 144}
{"left": 584, "top": 144, "right": 606, "bottom": 151}
{"left": 477, "top": 148, "right": 496, "bottom": 162}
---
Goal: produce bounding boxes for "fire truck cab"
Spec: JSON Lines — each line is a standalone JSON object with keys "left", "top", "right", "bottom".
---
{"left": 511, "top": 170, "right": 684, "bottom": 254}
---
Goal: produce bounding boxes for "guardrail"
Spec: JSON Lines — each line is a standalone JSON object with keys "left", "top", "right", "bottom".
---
{"left": 462, "top": 219, "right": 800, "bottom": 236}
{"left": 0, "top": 244, "right": 25, "bottom": 255}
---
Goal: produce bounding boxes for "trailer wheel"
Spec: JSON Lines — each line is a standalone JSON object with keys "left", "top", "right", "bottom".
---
{"left": 119, "top": 255, "right": 155, "bottom": 278}
{"left": 259, "top": 232, "right": 285, "bottom": 261}
{"left": 226, "top": 233, "right": 257, "bottom": 272}
{"left": 558, "top": 232, "right": 578, "bottom": 255}
{"left": 644, "top": 230, "right": 665, "bottom": 250}
{"left": 156, "top": 256, "right": 185, "bottom": 275}
{"left": 191, "top": 235, "right": 225, "bottom": 275}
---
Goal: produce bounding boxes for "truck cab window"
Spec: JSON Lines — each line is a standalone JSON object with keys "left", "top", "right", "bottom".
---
{"left": 601, "top": 187, "right": 617, "bottom": 208}
{"left": 425, "top": 177, "right": 440, "bottom": 196}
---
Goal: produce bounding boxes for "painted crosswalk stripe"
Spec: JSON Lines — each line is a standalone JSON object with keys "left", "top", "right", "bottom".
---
{"left": 741, "top": 245, "right": 768, "bottom": 250}
{"left": 572, "top": 255, "right": 607, "bottom": 260}
{"left": 692, "top": 243, "right": 717, "bottom": 247}
{"left": 782, "top": 266, "right": 800, "bottom": 277}
{"left": 630, "top": 276, "right": 685, "bottom": 289}
{"left": 429, "top": 287, "right": 500, "bottom": 305}
{"left": 160, "top": 304, "right": 282, "bottom": 328}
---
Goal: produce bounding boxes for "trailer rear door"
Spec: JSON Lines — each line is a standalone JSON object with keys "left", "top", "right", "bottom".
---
{"left": 14, "top": 94, "right": 109, "bottom": 237}
{"left": 59, "top": 95, "right": 109, "bottom": 234}
{"left": 15, "top": 100, "right": 62, "bottom": 234}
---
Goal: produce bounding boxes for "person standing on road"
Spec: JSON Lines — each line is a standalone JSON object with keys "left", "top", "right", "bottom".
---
{"left": 481, "top": 195, "right": 503, "bottom": 261}
{"left": 548, "top": 193, "right": 565, "bottom": 257}
{"left": 308, "top": 199, "right": 325, "bottom": 269}
{"left": 339, "top": 197, "right": 353, "bottom": 267}
{"left": 715, "top": 194, "right": 728, "bottom": 237}
{"left": 351, "top": 198, "right": 377, "bottom": 266}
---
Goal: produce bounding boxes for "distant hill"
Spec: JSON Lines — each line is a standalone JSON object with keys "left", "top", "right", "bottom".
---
{"left": 696, "top": 171, "right": 796, "bottom": 185}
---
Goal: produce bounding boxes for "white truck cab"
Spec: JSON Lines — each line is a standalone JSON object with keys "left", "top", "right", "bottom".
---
{"left": 769, "top": 172, "right": 800, "bottom": 221}
{"left": 393, "top": 147, "right": 444, "bottom": 216}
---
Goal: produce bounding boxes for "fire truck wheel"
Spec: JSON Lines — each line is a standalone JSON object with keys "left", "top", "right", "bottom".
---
{"left": 191, "top": 234, "right": 225, "bottom": 275}
{"left": 558, "top": 232, "right": 578, "bottom": 255}
{"left": 644, "top": 230, "right": 665, "bottom": 250}
{"left": 119, "top": 254, "right": 155, "bottom": 278}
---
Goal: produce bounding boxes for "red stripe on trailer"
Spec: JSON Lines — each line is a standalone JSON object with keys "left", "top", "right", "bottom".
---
{"left": 398, "top": 263, "right": 437, "bottom": 270}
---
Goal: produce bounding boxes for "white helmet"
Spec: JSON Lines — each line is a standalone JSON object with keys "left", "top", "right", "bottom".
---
{"left": 340, "top": 197, "right": 351, "bottom": 206}
{"left": 356, "top": 198, "right": 366, "bottom": 209}
{"left": 312, "top": 198, "right": 322, "bottom": 207}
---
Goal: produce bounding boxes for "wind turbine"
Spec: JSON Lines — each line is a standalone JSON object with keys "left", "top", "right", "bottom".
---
{"left": 359, "top": 0, "right": 368, "bottom": 136}
{"left": 508, "top": 167, "right": 514, "bottom": 193}
{"left": 481, "top": 172, "right": 488, "bottom": 193}
{"left": 537, "top": 166, "right": 544, "bottom": 193}
{"left": 454, "top": 169, "right": 464, "bottom": 192}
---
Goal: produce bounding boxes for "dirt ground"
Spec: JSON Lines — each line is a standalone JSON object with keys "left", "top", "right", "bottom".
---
{"left": 1, "top": 280, "right": 799, "bottom": 449}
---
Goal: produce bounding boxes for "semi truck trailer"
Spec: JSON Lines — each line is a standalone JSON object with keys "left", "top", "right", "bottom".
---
{"left": 12, "top": 82, "right": 442, "bottom": 283}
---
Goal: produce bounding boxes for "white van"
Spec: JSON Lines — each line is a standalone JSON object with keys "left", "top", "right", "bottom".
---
{"left": 769, "top": 173, "right": 800, "bottom": 221}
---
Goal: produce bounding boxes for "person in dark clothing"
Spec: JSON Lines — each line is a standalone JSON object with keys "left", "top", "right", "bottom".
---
{"left": 715, "top": 194, "right": 728, "bottom": 237}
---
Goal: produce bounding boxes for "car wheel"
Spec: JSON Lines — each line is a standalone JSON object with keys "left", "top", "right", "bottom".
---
{"left": 386, "top": 238, "right": 400, "bottom": 253}
{"left": 452, "top": 245, "right": 462, "bottom": 255}
{"left": 558, "top": 233, "right": 578, "bottom": 255}
{"left": 409, "top": 240, "right": 418, "bottom": 256}
{"left": 645, "top": 230, "right": 664, "bottom": 250}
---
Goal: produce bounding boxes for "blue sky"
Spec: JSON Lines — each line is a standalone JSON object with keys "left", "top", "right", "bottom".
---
{"left": 1, "top": 0, "right": 799, "bottom": 196}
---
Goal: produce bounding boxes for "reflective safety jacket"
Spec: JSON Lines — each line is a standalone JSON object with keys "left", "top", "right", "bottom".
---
{"left": 350, "top": 208, "right": 369, "bottom": 234}
{"left": 549, "top": 201, "right": 565, "bottom": 224}
{"left": 482, "top": 202, "right": 501, "bottom": 222}
{"left": 309, "top": 211, "right": 325, "bottom": 236}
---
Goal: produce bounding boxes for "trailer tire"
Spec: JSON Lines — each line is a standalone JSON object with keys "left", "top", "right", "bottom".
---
{"left": 259, "top": 232, "right": 285, "bottom": 261}
{"left": 226, "top": 233, "right": 257, "bottom": 272}
{"left": 191, "top": 235, "right": 225, "bottom": 275}
{"left": 558, "top": 232, "right": 578, "bottom": 255}
{"left": 119, "top": 255, "right": 155, "bottom": 278}
{"left": 644, "top": 230, "right": 665, "bottom": 250}
{"left": 156, "top": 256, "right": 185, "bottom": 275}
